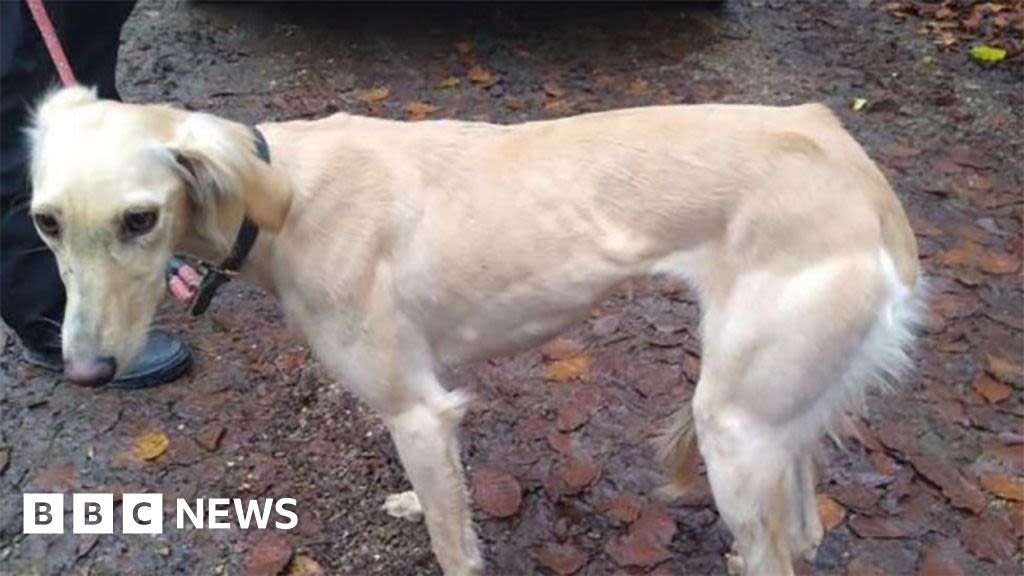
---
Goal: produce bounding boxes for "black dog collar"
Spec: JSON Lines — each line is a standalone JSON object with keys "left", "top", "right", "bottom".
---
{"left": 185, "top": 126, "right": 269, "bottom": 316}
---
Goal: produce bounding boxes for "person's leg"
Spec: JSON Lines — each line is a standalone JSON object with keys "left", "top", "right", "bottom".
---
{"left": 1, "top": 0, "right": 66, "bottom": 357}
{"left": 1, "top": 0, "right": 190, "bottom": 388}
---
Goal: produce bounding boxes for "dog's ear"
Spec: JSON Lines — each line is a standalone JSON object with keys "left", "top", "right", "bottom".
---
{"left": 167, "top": 143, "right": 237, "bottom": 251}
{"left": 167, "top": 114, "right": 292, "bottom": 241}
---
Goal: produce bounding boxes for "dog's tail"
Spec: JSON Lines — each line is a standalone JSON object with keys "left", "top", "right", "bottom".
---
{"left": 877, "top": 180, "right": 920, "bottom": 289}
{"left": 654, "top": 404, "right": 700, "bottom": 497}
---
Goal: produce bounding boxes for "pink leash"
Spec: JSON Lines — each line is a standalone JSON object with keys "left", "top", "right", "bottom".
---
{"left": 25, "top": 0, "right": 78, "bottom": 87}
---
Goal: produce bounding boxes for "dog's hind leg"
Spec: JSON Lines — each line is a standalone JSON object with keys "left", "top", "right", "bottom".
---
{"left": 787, "top": 454, "right": 824, "bottom": 561}
{"left": 694, "top": 377, "right": 798, "bottom": 576}
{"left": 687, "top": 252, "right": 916, "bottom": 575}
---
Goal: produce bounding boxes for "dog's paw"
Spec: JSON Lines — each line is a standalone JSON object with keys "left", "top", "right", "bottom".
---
{"left": 725, "top": 550, "right": 745, "bottom": 576}
{"left": 382, "top": 491, "right": 423, "bottom": 522}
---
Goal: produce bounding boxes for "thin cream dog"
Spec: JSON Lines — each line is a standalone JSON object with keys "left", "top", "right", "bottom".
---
{"left": 29, "top": 86, "right": 923, "bottom": 575}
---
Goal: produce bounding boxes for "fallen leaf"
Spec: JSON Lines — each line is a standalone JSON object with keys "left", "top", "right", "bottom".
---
{"left": 537, "top": 542, "right": 587, "bottom": 575}
{"left": 932, "top": 291, "right": 981, "bottom": 320}
{"left": 852, "top": 97, "right": 868, "bottom": 111}
{"left": 875, "top": 419, "right": 920, "bottom": 456}
{"left": 953, "top": 267, "right": 983, "bottom": 287}
{"left": 605, "top": 495, "right": 642, "bottom": 523}
{"left": 542, "top": 337, "right": 584, "bottom": 361}
{"left": 936, "top": 245, "right": 979, "bottom": 268}
{"left": 936, "top": 30, "right": 959, "bottom": 49}
{"left": 910, "top": 216, "right": 944, "bottom": 237}
{"left": 557, "top": 401, "right": 590, "bottom": 431}
{"left": 978, "top": 251, "right": 1021, "bottom": 274}
{"left": 517, "top": 414, "right": 549, "bottom": 442}
{"left": 546, "top": 356, "right": 591, "bottom": 383}
{"left": 986, "top": 353, "right": 1023, "bottom": 387}
{"left": 245, "top": 534, "right": 293, "bottom": 576}
{"left": 405, "top": 101, "right": 439, "bottom": 120}
{"left": 848, "top": 514, "right": 928, "bottom": 538}
{"left": 933, "top": 399, "right": 971, "bottom": 427}
{"left": 573, "top": 384, "right": 603, "bottom": 410}
{"left": 542, "top": 98, "right": 571, "bottom": 115}
{"left": 830, "top": 484, "right": 881, "bottom": 514}
{"left": 632, "top": 502, "right": 677, "bottom": 545}
{"left": 605, "top": 532, "right": 672, "bottom": 568}
{"left": 196, "top": 424, "right": 225, "bottom": 452}
{"left": 547, "top": 431, "right": 573, "bottom": 454}
{"left": 165, "top": 436, "right": 203, "bottom": 467}
{"left": 979, "top": 473, "right": 1024, "bottom": 502}
{"left": 504, "top": 96, "right": 527, "bottom": 111}
{"left": 949, "top": 147, "right": 993, "bottom": 170}
{"left": 934, "top": 161, "right": 965, "bottom": 181}
{"left": 984, "top": 443, "right": 1024, "bottom": 474}
{"left": 560, "top": 454, "right": 600, "bottom": 493}
{"left": 359, "top": 87, "right": 390, "bottom": 104}
{"left": 962, "top": 514, "right": 1015, "bottom": 563}
{"left": 468, "top": 65, "right": 496, "bottom": 86}
{"left": 917, "top": 539, "right": 965, "bottom": 576}
{"left": 627, "top": 79, "right": 650, "bottom": 96}
{"left": 284, "top": 554, "right": 326, "bottom": 576}
{"left": 437, "top": 76, "right": 461, "bottom": 89}
{"left": 543, "top": 81, "right": 566, "bottom": 98}
{"left": 850, "top": 419, "right": 886, "bottom": 453}
{"left": 472, "top": 467, "right": 522, "bottom": 518}
{"left": 969, "top": 45, "right": 1007, "bottom": 63}
{"left": 133, "top": 429, "right": 169, "bottom": 461}
{"left": 908, "top": 453, "right": 986, "bottom": 514}
{"left": 972, "top": 374, "right": 1013, "bottom": 404}
{"left": 816, "top": 494, "right": 847, "bottom": 532}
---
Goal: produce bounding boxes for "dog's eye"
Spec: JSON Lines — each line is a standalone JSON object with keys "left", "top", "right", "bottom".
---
{"left": 121, "top": 210, "right": 159, "bottom": 238}
{"left": 33, "top": 213, "right": 60, "bottom": 238}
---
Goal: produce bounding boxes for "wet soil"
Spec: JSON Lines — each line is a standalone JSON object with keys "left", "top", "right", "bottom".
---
{"left": 1, "top": 1, "right": 1021, "bottom": 575}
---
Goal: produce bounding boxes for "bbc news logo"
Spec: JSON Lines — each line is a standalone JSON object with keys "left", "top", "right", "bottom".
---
{"left": 23, "top": 494, "right": 297, "bottom": 534}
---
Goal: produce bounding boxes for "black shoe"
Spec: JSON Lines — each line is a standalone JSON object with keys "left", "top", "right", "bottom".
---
{"left": 22, "top": 329, "right": 192, "bottom": 389}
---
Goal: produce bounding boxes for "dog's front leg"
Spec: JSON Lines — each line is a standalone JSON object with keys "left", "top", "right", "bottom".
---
{"left": 287, "top": 262, "right": 482, "bottom": 573}
{"left": 381, "top": 384, "right": 482, "bottom": 576}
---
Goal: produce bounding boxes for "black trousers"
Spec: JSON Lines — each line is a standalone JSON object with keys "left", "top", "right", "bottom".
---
{"left": 1, "top": 1, "right": 135, "bottom": 351}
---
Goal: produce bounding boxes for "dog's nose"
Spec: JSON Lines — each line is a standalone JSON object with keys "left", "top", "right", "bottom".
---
{"left": 64, "top": 356, "right": 117, "bottom": 387}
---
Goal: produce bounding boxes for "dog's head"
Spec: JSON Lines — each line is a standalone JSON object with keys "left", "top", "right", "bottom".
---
{"left": 28, "top": 87, "right": 278, "bottom": 386}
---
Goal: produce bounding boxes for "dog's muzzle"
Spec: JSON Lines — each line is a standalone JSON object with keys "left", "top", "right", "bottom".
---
{"left": 65, "top": 356, "right": 116, "bottom": 387}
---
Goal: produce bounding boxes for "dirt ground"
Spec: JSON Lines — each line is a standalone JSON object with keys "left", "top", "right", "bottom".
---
{"left": 1, "top": 1, "right": 1021, "bottom": 575}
